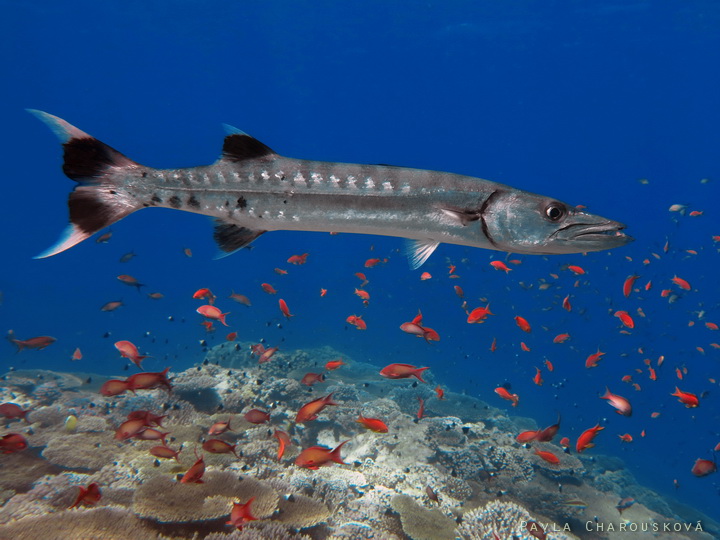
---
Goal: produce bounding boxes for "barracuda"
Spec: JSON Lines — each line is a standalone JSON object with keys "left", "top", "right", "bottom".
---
{"left": 30, "top": 110, "right": 632, "bottom": 267}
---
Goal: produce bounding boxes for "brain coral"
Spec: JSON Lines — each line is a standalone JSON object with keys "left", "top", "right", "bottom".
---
{"left": 132, "top": 471, "right": 279, "bottom": 523}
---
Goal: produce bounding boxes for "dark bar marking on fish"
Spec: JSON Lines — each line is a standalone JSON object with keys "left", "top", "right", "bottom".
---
{"left": 222, "top": 134, "right": 275, "bottom": 163}
{"left": 213, "top": 222, "right": 266, "bottom": 254}
{"left": 187, "top": 195, "right": 200, "bottom": 209}
{"left": 151, "top": 194, "right": 162, "bottom": 204}
{"left": 62, "top": 137, "right": 127, "bottom": 180}
{"left": 168, "top": 196, "right": 182, "bottom": 209}
{"left": 69, "top": 190, "right": 117, "bottom": 235}
{"left": 236, "top": 196, "right": 247, "bottom": 209}
{"left": 479, "top": 190, "right": 501, "bottom": 249}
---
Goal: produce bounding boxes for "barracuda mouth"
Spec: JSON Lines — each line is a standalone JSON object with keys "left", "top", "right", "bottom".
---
{"left": 553, "top": 220, "right": 633, "bottom": 249}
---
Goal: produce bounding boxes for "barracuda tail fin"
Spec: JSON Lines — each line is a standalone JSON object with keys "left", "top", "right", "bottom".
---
{"left": 29, "top": 110, "right": 141, "bottom": 258}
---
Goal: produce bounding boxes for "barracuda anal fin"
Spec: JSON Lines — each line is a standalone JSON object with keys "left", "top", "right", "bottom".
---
{"left": 404, "top": 239, "right": 441, "bottom": 270}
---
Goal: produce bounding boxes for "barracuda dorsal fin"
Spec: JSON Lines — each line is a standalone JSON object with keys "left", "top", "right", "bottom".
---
{"left": 213, "top": 221, "right": 266, "bottom": 257}
{"left": 404, "top": 239, "right": 440, "bottom": 269}
{"left": 220, "top": 124, "right": 276, "bottom": 162}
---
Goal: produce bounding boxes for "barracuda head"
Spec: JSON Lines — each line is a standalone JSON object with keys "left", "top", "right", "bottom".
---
{"left": 481, "top": 189, "right": 633, "bottom": 254}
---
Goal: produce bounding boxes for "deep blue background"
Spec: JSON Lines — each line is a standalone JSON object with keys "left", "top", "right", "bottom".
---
{"left": 1, "top": 0, "right": 718, "bottom": 522}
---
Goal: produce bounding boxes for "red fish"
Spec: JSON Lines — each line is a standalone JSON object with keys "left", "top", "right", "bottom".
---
{"left": 585, "top": 349, "right": 605, "bottom": 368}
{"left": 71, "top": 347, "right": 83, "bottom": 361}
{"left": 243, "top": 409, "right": 270, "bottom": 424}
{"left": 257, "top": 345, "right": 279, "bottom": 364}
{"left": 467, "top": 304, "right": 493, "bottom": 324}
{"left": 0, "top": 433, "right": 28, "bottom": 454}
{"left": 127, "top": 367, "right": 172, "bottom": 392}
{"left": 135, "top": 428, "right": 169, "bottom": 444}
{"left": 193, "top": 288, "right": 216, "bottom": 303}
{"left": 208, "top": 418, "right": 233, "bottom": 436}
{"left": 364, "top": 258, "right": 381, "bottom": 268}
{"left": 494, "top": 387, "right": 519, "bottom": 407}
{"left": 553, "top": 333, "right": 570, "bottom": 344}
{"left": 534, "top": 449, "right": 560, "bottom": 465}
{"left": 567, "top": 265, "right": 585, "bottom": 275}
{"left": 274, "top": 268, "right": 288, "bottom": 275}
{"left": 325, "top": 359, "right": 345, "bottom": 371}
{"left": 150, "top": 445, "right": 182, "bottom": 462}
{"left": 354, "top": 288, "right": 370, "bottom": 302}
{"left": 287, "top": 253, "right": 309, "bottom": 265}
{"left": 197, "top": 305, "right": 229, "bottom": 326}
{"left": 623, "top": 275, "right": 639, "bottom": 297}
{"left": 544, "top": 359, "right": 554, "bottom": 372}
{"left": 278, "top": 299, "right": 293, "bottom": 318}
{"left": 562, "top": 295, "right": 572, "bottom": 312}
{"left": 100, "top": 300, "right": 124, "bottom": 312}
{"left": 416, "top": 397, "right": 425, "bottom": 420}
{"left": 618, "top": 434, "right": 633, "bottom": 443}
{"left": 114, "top": 418, "right": 148, "bottom": 440}
{"left": 536, "top": 416, "right": 561, "bottom": 442}
{"left": 671, "top": 275, "right": 691, "bottom": 290}
{"left": 614, "top": 311, "right": 635, "bottom": 329}
{"left": 453, "top": 285, "right": 464, "bottom": 298}
{"left": 69, "top": 483, "right": 102, "bottom": 509}
{"left": 516, "top": 430, "right": 539, "bottom": 443}
{"left": 300, "top": 372, "right": 326, "bottom": 386}
{"left": 180, "top": 454, "right": 205, "bottom": 483}
{"left": 576, "top": 424, "right": 604, "bottom": 453}
{"left": 114, "top": 340, "right": 149, "bottom": 369}
{"left": 357, "top": 415, "right": 389, "bottom": 433}
{"left": 691, "top": 459, "right": 717, "bottom": 477}
{"left": 379, "top": 363, "right": 429, "bottom": 382}
{"left": 514, "top": 316, "right": 531, "bottom": 333}
{"left": 227, "top": 497, "right": 258, "bottom": 530}
{"left": 273, "top": 429, "right": 291, "bottom": 460}
{"left": 671, "top": 387, "right": 699, "bottom": 408}
{"left": 601, "top": 387, "right": 632, "bottom": 416}
{"left": 346, "top": 314, "right": 367, "bottom": 330}
{"left": 226, "top": 332, "right": 237, "bottom": 341}
{"left": 99, "top": 379, "right": 132, "bottom": 396}
{"left": 533, "top": 367, "right": 543, "bottom": 386}
{"left": 295, "top": 440, "right": 348, "bottom": 469}
{"left": 434, "top": 386, "right": 445, "bottom": 400}
{"left": 295, "top": 393, "right": 338, "bottom": 423}
{"left": 490, "top": 260, "right": 511, "bottom": 273}
{"left": 228, "top": 291, "right": 252, "bottom": 306}
{"left": 420, "top": 272, "right": 432, "bottom": 280}
{"left": 6, "top": 331, "right": 56, "bottom": 352}
{"left": 117, "top": 274, "right": 144, "bottom": 290}
{"left": 261, "top": 283, "right": 277, "bottom": 294}
{"left": 0, "top": 403, "right": 31, "bottom": 422}
{"left": 202, "top": 439, "right": 238, "bottom": 457}
{"left": 559, "top": 437, "right": 570, "bottom": 449}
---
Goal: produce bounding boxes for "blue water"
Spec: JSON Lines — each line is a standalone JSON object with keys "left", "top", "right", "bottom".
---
{"left": 2, "top": 0, "right": 719, "bottom": 523}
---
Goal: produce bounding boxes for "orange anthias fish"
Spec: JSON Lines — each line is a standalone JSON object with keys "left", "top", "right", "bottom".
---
{"left": 357, "top": 415, "right": 389, "bottom": 433}
{"left": 379, "top": 363, "right": 429, "bottom": 382}
{"left": 295, "top": 393, "right": 339, "bottom": 423}
{"left": 562, "top": 295, "right": 572, "bottom": 312}
{"left": 434, "top": 386, "right": 445, "bottom": 400}
{"left": 278, "top": 298, "right": 293, "bottom": 318}
{"left": 227, "top": 497, "right": 258, "bottom": 530}
{"left": 585, "top": 349, "right": 605, "bottom": 368}
{"left": 567, "top": 265, "right": 585, "bottom": 275}
{"left": 618, "top": 434, "right": 633, "bottom": 443}
{"left": 601, "top": 387, "right": 632, "bottom": 416}
{"left": 671, "top": 275, "right": 691, "bottom": 291}
{"left": 6, "top": 331, "right": 57, "bottom": 352}
{"left": 534, "top": 449, "right": 560, "bottom": 465}
{"left": 671, "top": 387, "right": 699, "bottom": 408}
{"left": 325, "top": 359, "right": 345, "bottom": 371}
{"left": 180, "top": 454, "right": 205, "bottom": 483}
{"left": 208, "top": 418, "right": 233, "bottom": 436}
{"left": 71, "top": 347, "right": 83, "bottom": 361}
{"left": 553, "top": 333, "right": 570, "bottom": 344}
{"left": 300, "top": 372, "right": 326, "bottom": 386}
{"left": 0, "top": 433, "right": 28, "bottom": 454}
{"left": 295, "top": 441, "right": 348, "bottom": 469}
{"left": 533, "top": 367, "right": 543, "bottom": 386}
{"left": 0, "top": 403, "right": 31, "bottom": 422}
{"left": 346, "top": 315, "right": 367, "bottom": 330}
{"left": 126, "top": 367, "right": 172, "bottom": 392}
{"left": 273, "top": 429, "right": 291, "bottom": 460}
{"left": 243, "top": 409, "right": 270, "bottom": 424}
{"left": 261, "top": 283, "right": 277, "bottom": 294}
{"left": 117, "top": 274, "right": 144, "bottom": 290}
{"left": 467, "top": 304, "right": 493, "bottom": 324}
{"left": 494, "top": 387, "right": 519, "bottom": 407}
{"left": 192, "top": 287, "right": 216, "bottom": 304}
{"left": 514, "top": 316, "right": 531, "bottom": 333}
{"left": 490, "top": 260, "right": 511, "bottom": 273}
{"left": 535, "top": 415, "right": 561, "bottom": 442}
{"left": 202, "top": 439, "right": 238, "bottom": 457}
{"left": 69, "top": 482, "right": 102, "bottom": 509}
{"left": 691, "top": 459, "right": 717, "bottom": 477}
{"left": 150, "top": 445, "right": 182, "bottom": 462}
{"left": 228, "top": 291, "right": 252, "bottom": 306}
{"left": 114, "top": 340, "right": 149, "bottom": 369}
{"left": 576, "top": 424, "right": 604, "bottom": 453}
{"left": 623, "top": 275, "right": 639, "bottom": 298}
{"left": 197, "top": 305, "right": 229, "bottom": 326}
{"left": 287, "top": 253, "right": 309, "bottom": 265}
{"left": 614, "top": 310, "right": 635, "bottom": 329}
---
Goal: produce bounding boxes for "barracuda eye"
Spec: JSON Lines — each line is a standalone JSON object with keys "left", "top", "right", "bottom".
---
{"left": 544, "top": 203, "right": 565, "bottom": 222}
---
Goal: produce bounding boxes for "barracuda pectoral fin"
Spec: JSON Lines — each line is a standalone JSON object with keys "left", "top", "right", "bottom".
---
{"left": 404, "top": 239, "right": 441, "bottom": 270}
{"left": 439, "top": 206, "right": 481, "bottom": 226}
{"left": 213, "top": 221, "right": 266, "bottom": 258}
